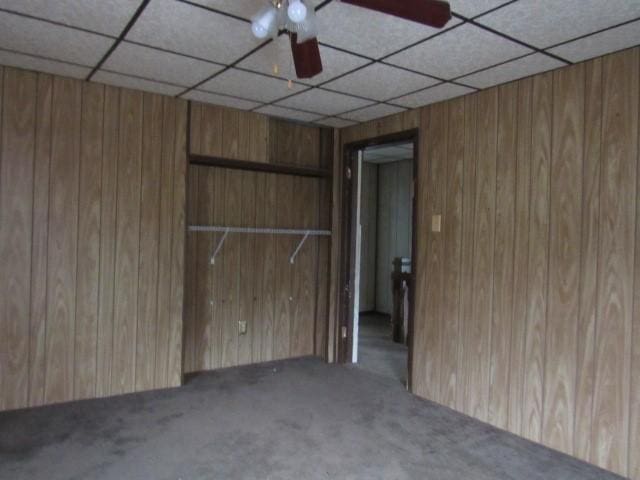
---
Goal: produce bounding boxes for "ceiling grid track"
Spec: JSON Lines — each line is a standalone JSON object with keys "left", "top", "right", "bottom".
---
{"left": 85, "top": 0, "right": 152, "bottom": 81}
{"left": 0, "top": 0, "right": 636, "bottom": 125}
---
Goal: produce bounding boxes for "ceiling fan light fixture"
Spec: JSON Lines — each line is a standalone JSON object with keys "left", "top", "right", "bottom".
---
{"left": 287, "top": 0, "right": 307, "bottom": 23}
{"left": 251, "top": 6, "right": 278, "bottom": 39}
{"left": 293, "top": 7, "right": 317, "bottom": 44}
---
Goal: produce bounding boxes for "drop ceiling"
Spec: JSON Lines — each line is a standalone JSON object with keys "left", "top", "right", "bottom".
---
{"left": 0, "top": 0, "right": 638, "bottom": 127}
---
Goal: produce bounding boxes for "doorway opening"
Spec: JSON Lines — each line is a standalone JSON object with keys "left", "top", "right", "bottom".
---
{"left": 339, "top": 130, "right": 418, "bottom": 389}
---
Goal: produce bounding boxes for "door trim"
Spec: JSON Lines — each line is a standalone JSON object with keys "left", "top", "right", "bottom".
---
{"left": 339, "top": 129, "right": 420, "bottom": 392}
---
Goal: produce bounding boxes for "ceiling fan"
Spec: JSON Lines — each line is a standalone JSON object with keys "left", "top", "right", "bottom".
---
{"left": 250, "top": 0, "right": 452, "bottom": 79}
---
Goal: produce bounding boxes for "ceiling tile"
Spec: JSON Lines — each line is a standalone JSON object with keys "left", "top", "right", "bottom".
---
{"left": 200, "top": 68, "right": 307, "bottom": 103}
{"left": 0, "top": 49, "right": 91, "bottom": 79}
{"left": 104, "top": 42, "right": 223, "bottom": 87}
{"left": 548, "top": 20, "right": 640, "bottom": 63}
{"left": 276, "top": 88, "right": 374, "bottom": 116}
{"left": 324, "top": 63, "right": 438, "bottom": 101}
{"left": 189, "top": 0, "right": 323, "bottom": 21}
{"left": 458, "top": 53, "right": 564, "bottom": 89}
{"left": 315, "top": 117, "right": 357, "bottom": 128}
{"left": 182, "top": 89, "right": 262, "bottom": 110}
{"left": 341, "top": 103, "right": 406, "bottom": 122}
{"left": 0, "top": 11, "right": 112, "bottom": 66}
{"left": 393, "top": 83, "right": 474, "bottom": 109}
{"left": 477, "top": 0, "right": 640, "bottom": 49}
{"left": 316, "top": 2, "right": 461, "bottom": 59}
{"left": 386, "top": 23, "right": 531, "bottom": 79}
{"left": 449, "top": 0, "right": 512, "bottom": 19}
{"left": 255, "top": 105, "right": 322, "bottom": 123}
{"left": 238, "top": 36, "right": 370, "bottom": 85}
{"left": 126, "top": 0, "right": 260, "bottom": 64}
{"left": 0, "top": 0, "right": 140, "bottom": 36}
{"left": 92, "top": 71, "right": 184, "bottom": 96}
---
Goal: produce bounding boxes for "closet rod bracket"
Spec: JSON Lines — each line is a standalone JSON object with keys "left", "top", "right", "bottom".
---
{"left": 290, "top": 231, "right": 310, "bottom": 264}
{"left": 210, "top": 228, "right": 230, "bottom": 265}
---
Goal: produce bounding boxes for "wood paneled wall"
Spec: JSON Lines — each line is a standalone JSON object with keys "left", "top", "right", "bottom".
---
{"left": 339, "top": 48, "right": 640, "bottom": 479}
{"left": 189, "top": 102, "right": 269, "bottom": 162}
{"left": 0, "top": 67, "right": 187, "bottom": 411}
{"left": 183, "top": 105, "right": 332, "bottom": 373}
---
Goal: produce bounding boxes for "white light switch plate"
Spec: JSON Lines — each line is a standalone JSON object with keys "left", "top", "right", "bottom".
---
{"left": 432, "top": 214, "right": 442, "bottom": 233}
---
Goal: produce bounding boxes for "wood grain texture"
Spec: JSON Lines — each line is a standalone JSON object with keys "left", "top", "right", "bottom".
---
{"left": 221, "top": 169, "right": 242, "bottom": 367}
{"left": 261, "top": 173, "right": 278, "bottom": 362}
{"left": 238, "top": 171, "right": 256, "bottom": 365}
{"left": 327, "top": 129, "right": 342, "bottom": 363}
{"left": 314, "top": 132, "right": 332, "bottom": 358}
{"left": 96, "top": 85, "right": 120, "bottom": 398}
{"left": 111, "top": 88, "right": 143, "bottom": 395}
{"left": 627, "top": 51, "right": 640, "bottom": 479}
{"left": 543, "top": 63, "right": 585, "bottom": 453}
{"left": 291, "top": 176, "right": 318, "bottom": 357}
{"left": 0, "top": 68, "right": 36, "bottom": 409}
{"left": 508, "top": 77, "right": 533, "bottom": 435}
{"left": 28, "top": 73, "right": 52, "bottom": 407}
{"left": 488, "top": 83, "right": 517, "bottom": 430}
{"left": 337, "top": 46, "right": 640, "bottom": 479}
{"left": 592, "top": 48, "right": 638, "bottom": 476}
{"left": 184, "top": 167, "right": 199, "bottom": 374}
{"left": 0, "top": 68, "right": 187, "bottom": 412}
{"left": 273, "top": 174, "right": 294, "bottom": 360}
{"left": 167, "top": 99, "right": 187, "bottom": 387}
{"left": 193, "top": 104, "right": 270, "bottom": 163}
{"left": 572, "top": 57, "right": 602, "bottom": 462}
{"left": 155, "top": 97, "right": 176, "bottom": 387}
{"left": 74, "top": 82, "right": 104, "bottom": 399}
{"left": 189, "top": 102, "right": 202, "bottom": 156}
{"left": 439, "top": 97, "right": 464, "bottom": 409}
{"left": 456, "top": 94, "right": 478, "bottom": 414}
{"left": 135, "top": 93, "right": 163, "bottom": 391}
{"left": 522, "top": 72, "right": 552, "bottom": 442}
{"left": 200, "top": 104, "right": 222, "bottom": 158}
{"left": 210, "top": 168, "right": 226, "bottom": 370}
{"left": 270, "top": 119, "right": 320, "bottom": 167}
{"left": 412, "top": 106, "right": 431, "bottom": 397}
{"left": 467, "top": 88, "right": 498, "bottom": 423}
{"left": 249, "top": 113, "right": 269, "bottom": 163}
{"left": 422, "top": 103, "right": 448, "bottom": 403}
{"left": 222, "top": 108, "right": 239, "bottom": 160}
{"left": 631, "top": 48, "right": 640, "bottom": 479}
{"left": 184, "top": 115, "right": 332, "bottom": 372}
{"left": 251, "top": 172, "right": 267, "bottom": 362}
{"left": 45, "top": 76, "right": 81, "bottom": 404}
{"left": 194, "top": 168, "right": 214, "bottom": 371}
{"left": 0, "top": 66, "right": 3, "bottom": 409}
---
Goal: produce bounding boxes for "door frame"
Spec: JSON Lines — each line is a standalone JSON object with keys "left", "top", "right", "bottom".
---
{"left": 338, "top": 129, "right": 420, "bottom": 391}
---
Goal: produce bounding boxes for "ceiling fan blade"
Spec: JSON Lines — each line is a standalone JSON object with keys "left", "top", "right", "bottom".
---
{"left": 341, "top": 0, "right": 451, "bottom": 28}
{"left": 290, "top": 34, "right": 323, "bottom": 79}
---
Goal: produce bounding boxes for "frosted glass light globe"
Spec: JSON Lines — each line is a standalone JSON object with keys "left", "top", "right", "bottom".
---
{"left": 251, "top": 20, "right": 268, "bottom": 38}
{"left": 251, "top": 7, "right": 277, "bottom": 39}
{"left": 287, "top": 0, "right": 307, "bottom": 23}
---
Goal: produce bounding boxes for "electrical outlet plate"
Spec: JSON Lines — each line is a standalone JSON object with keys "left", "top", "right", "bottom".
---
{"left": 238, "top": 320, "right": 247, "bottom": 335}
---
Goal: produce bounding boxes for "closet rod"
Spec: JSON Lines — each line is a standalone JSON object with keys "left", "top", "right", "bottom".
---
{"left": 189, "top": 226, "right": 331, "bottom": 264}
{"left": 188, "top": 226, "right": 331, "bottom": 236}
